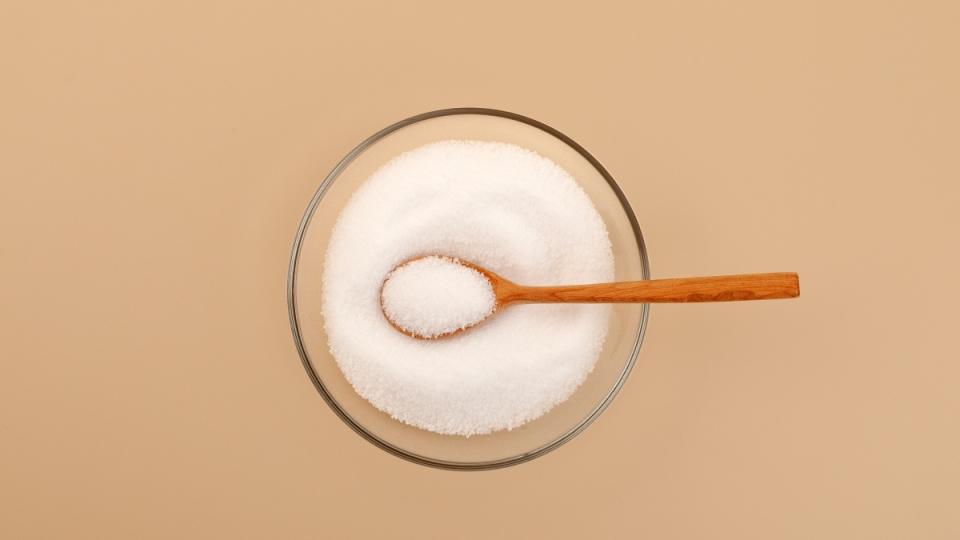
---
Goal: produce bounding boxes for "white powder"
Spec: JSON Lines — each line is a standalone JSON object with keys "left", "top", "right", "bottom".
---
{"left": 381, "top": 256, "right": 496, "bottom": 339}
{"left": 322, "top": 140, "right": 614, "bottom": 436}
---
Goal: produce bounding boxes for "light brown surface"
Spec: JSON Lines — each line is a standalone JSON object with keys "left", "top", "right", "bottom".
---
{"left": 1, "top": 1, "right": 958, "bottom": 538}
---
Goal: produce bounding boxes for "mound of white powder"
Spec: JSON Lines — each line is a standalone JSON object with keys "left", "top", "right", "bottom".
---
{"left": 381, "top": 256, "right": 496, "bottom": 339}
{"left": 322, "top": 140, "right": 614, "bottom": 436}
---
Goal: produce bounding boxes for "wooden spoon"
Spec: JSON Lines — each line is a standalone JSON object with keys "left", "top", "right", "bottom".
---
{"left": 380, "top": 255, "right": 799, "bottom": 340}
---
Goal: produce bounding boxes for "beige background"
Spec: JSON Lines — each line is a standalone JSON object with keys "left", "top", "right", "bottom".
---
{"left": 2, "top": 1, "right": 958, "bottom": 538}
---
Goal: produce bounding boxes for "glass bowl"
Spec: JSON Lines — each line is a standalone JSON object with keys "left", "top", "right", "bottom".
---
{"left": 288, "top": 108, "right": 649, "bottom": 470}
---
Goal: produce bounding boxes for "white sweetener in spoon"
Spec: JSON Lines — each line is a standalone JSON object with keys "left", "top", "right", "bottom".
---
{"left": 381, "top": 256, "right": 495, "bottom": 339}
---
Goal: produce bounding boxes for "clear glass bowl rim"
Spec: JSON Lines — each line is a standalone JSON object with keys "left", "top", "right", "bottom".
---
{"left": 287, "top": 107, "right": 651, "bottom": 470}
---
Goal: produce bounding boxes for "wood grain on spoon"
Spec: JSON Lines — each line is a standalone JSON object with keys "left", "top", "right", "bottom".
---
{"left": 381, "top": 256, "right": 800, "bottom": 340}
{"left": 488, "top": 271, "right": 800, "bottom": 305}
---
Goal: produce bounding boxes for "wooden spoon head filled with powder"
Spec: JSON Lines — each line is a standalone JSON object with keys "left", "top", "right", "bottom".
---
{"left": 380, "top": 256, "right": 497, "bottom": 339}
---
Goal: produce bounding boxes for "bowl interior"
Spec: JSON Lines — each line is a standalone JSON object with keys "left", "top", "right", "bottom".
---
{"left": 289, "top": 110, "right": 649, "bottom": 469}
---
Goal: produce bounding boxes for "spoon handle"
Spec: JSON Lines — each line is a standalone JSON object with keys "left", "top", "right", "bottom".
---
{"left": 504, "top": 272, "right": 799, "bottom": 304}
